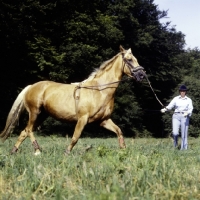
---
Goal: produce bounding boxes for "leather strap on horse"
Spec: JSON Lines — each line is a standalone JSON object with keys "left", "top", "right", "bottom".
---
{"left": 73, "top": 83, "right": 81, "bottom": 115}
{"left": 72, "top": 79, "right": 130, "bottom": 116}
{"left": 75, "top": 78, "right": 131, "bottom": 90}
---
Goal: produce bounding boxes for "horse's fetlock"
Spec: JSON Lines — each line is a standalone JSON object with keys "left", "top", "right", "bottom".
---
{"left": 65, "top": 149, "right": 71, "bottom": 155}
{"left": 118, "top": 136, "right": 126, "bottom": 148}
{"left": 11, "top": 146, "right": 18, "bottom": 154}
{"left": 32, "top": 140, "right": 41, "bottom": 151}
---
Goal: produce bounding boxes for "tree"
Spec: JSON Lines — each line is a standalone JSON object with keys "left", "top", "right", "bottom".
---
{"left": 0, "top": 0, "right": 195, "bottom": 137}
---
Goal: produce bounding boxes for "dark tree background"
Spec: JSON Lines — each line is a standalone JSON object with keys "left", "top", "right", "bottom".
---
{"left": 0, "top": 0, "right": 200, "bottom": 138}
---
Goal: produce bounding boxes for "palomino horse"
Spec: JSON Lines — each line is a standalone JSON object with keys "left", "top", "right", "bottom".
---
{"left": 0, "top": 46, "right": 146, "bottom": 155}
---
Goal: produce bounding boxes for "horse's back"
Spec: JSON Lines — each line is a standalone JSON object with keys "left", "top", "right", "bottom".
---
{"left": 25, "top": 81, "right": 61, "bottom": 103}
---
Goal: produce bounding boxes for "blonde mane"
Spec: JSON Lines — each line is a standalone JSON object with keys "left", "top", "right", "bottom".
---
{"left": 71, "top": 52, "right": 122, "bottom": 85}
{"left": 86, "top": 52, "right": 122, "bottom": 80}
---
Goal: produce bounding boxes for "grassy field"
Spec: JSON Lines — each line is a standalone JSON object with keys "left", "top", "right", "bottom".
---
{"left": 0, "top": 136, "right": 200, "bottom": 200}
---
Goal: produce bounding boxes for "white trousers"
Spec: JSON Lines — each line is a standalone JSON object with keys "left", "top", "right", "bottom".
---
{"left": 172, "top": 113, "right": 190, "bottom": 150}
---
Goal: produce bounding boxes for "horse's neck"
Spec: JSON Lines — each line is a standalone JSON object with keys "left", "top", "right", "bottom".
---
{"left": 96, "top": 58, "right": 123, "bottom": 84}
{"left": 83, "top": 59, "right": 123, "bottom": 96}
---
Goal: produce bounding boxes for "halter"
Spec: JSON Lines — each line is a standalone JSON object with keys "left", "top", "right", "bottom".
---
{"left": 122, "top": 54, "right": 145, "bottom": 81}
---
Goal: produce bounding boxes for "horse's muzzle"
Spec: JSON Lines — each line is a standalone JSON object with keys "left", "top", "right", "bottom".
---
{"left": 132, "top": 67, "right": 146, "bottom": 82}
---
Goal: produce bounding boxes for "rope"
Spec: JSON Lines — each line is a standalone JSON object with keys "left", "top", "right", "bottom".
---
{"left": 145, "top": 75, "right": 165, "bottom": 107}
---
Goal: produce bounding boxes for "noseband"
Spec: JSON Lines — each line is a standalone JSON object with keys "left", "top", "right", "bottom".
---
{"left": 122, "top": 55, "right": 145, "bottom": 81}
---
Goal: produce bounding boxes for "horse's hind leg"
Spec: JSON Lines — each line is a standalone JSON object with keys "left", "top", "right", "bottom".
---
{"left": 66, "top": 115, "right": 88, "bottom": 154}
{"left": 11, "top": 130, "right": 28, "bottom": 154}
{"left": 100, "top": 118, "right": 126, "bottom": 148}
{"left": 11, "top": 129, "right": 41, "bottom": 155}
{"left": 11, "top": 109, "right": 42, "bottom": 155}
{"left": 30, "top": 111, "right": 48, "bottom": 155}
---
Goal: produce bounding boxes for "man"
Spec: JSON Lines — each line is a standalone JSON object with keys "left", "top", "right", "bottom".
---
{"left": 161, "top": 85, "right": 193, "bottom": 150}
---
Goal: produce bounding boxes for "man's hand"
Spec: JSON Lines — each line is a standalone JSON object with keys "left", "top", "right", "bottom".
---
{"left": 183, "top": 112, "right": 188, "bottom": 117}
{"left": 161, "top": 108, "right": 167, "bottom": 113}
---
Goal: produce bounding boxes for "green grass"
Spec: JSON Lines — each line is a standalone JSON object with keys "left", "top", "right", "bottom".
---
{"left": 0, "top": 136, "right": 200, "bottom": 200}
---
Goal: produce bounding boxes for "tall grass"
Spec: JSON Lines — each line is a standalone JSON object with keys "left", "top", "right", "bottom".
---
{"left": 0, "top": 136, "right": 200, "bottom": 199}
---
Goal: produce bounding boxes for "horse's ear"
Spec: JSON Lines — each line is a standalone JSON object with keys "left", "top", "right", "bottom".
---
{"left": 119, "top": 45, "right": 125, "bottom": 52}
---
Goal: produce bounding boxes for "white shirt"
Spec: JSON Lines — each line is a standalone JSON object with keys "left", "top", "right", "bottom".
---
{"left": 166, "top": 95, "right": 193, "bottom": 117}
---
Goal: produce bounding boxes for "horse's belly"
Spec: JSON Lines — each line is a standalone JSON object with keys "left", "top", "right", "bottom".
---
{"left": 44, "top": 102, "right": 77, "bottom": 121}
{"left": 48, "top": 108, "right": 77, "bottom": 121}
{"left": 43, "top": 86, "right": 77, "bottom": 121}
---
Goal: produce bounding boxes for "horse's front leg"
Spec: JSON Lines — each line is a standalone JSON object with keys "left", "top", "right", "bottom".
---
{"left": 100, "top": 118, "right": 126, "bottom": 148}
{"left": 66, "top": 115, "right": 88, "bottom": 154}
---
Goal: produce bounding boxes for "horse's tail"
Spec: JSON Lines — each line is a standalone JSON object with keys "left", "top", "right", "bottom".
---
{"left": 0, "top": 85, "right": 32, "bottom": 142}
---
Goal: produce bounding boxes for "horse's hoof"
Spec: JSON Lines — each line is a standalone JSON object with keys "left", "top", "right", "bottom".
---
{"left": 119, "top": 144, "right": 126, "bottom": 149}
{"left": 64, "top": 150, "right": 70, "bottom": 155}
{"left": 10, "top": 146, "right": 18, "bottom": 154}
{"left": 34, "top": 150, "right": 41, "bottom": 156}
{"left": 85, "top": 145, "right": 93, "bottom": 152}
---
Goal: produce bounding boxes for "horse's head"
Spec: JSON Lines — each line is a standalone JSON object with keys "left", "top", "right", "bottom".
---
{"left": 120, "top": 46, "right": 146, "bottom": 82}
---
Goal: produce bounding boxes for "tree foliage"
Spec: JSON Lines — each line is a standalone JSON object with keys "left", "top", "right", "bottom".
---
{"left": 0, "top": 0, "right": 200, "bottom": 138}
